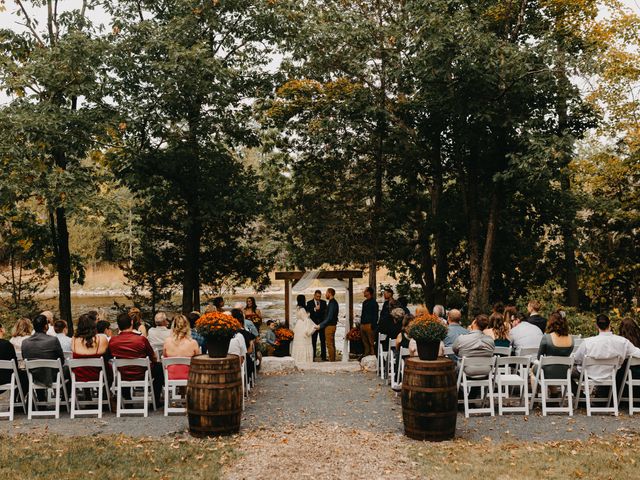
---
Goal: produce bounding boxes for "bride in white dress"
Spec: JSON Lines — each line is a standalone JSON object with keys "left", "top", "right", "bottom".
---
{"left": 291, "top": 294, "right": 319, "bottom": 365}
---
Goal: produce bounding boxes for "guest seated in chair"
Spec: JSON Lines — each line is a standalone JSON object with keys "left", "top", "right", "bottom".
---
{"left": 72, "top": 313, "right": 112, "bottom": 388}
{"left": 263, "top": 320, "right": 277, "bottom": 356}
{"left": 21, "top": 314, "right": 66, "bottom": 391}
{"left": 452, "top": 314, "right": 495, "bottom": 376}
{"left": 148, "top": 312, "right": 172, "bottom": 351}
{"left": 573, "top": 314, "right": 640, "bottom": 386}
{"left": 54, "top": 320, "right": 72, "bottom": 355}
{"left": 109, "top": 312, "right": 163, "bottom": 406}
{"left": 163, "top": 314, "right": 200, "bottom": 380}
{"left": 0, "top": 322, "right": 28, "bottom": 396}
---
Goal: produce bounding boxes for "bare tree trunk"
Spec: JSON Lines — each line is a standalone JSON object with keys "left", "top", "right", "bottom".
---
{"left": 430, "top": 128, "right": 448, "bottom": 305}
{"left": 556, "top": 53, "right": 579, "bottom": 307}
{"left": 478, "top": 192, "right": 499, "bottom": 310}
{"left": 55, "top": 206, "right": 73, "bottom": 332}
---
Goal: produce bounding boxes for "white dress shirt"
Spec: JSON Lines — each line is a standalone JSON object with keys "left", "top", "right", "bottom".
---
{"left": 573, "top": 331, "right": 640, "bottom": 380}
{"left": 228, "top": 332, "right": 247, "bottom": 360}
{"left": 510, "top": 321, "right": 543, "bottom": 350}
{"left": 56, "top": 333, "right": 72, "bottom": 353}
{"left": 147, "top": 326, "right": 171, "bottom": 350}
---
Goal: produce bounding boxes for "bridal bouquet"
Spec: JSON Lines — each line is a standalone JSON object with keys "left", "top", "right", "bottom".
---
{"left": 195, "top": 312, "right": 242, "bottom": 340}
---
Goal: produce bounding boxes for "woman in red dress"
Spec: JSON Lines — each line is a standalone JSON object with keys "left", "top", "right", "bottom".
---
{"left": 72, "top": 313, "right": 110, "bottom": 383}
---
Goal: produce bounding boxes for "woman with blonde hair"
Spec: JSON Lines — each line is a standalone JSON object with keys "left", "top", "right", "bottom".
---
{"left": 163, "top": 314, "right": 200, "bottom": 380}
{"left": 10, "top": 318, "right": 33, "bottom": 355}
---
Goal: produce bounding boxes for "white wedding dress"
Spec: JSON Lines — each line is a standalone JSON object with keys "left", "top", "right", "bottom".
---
{"left": 291, "top": 306, "right": 316, "bottom": 365}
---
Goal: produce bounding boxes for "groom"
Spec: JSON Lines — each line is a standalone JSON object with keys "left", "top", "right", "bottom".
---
{"left": 319, "top": 288, "right": 339, "bottom": 362}
{"left": 307, "top": 290, "right": 327, "bottom": 361}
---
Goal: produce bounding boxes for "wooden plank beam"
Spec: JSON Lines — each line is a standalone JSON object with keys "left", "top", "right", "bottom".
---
{"left": 275, "top": 270, "right": 364, "bottom": 280}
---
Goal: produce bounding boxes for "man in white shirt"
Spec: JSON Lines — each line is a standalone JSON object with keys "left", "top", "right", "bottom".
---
{"left": 227, "top": 332, "right": 247, "bottom": 364}
{"left": 54, "top": 320, "right": 72, "bottom": 353}
{"left": 574, "top": 314, "right": 640, "bottom": 381}
{"left": 510, "top": 313, "right": 543, "bottom": 350}
{"left": 147, "top": 312, "right": 172, "bottom": 351}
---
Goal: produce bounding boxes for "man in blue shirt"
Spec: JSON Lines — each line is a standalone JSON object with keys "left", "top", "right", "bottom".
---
{"left": 444, "top": 309, "right": 468, "bottom": 347}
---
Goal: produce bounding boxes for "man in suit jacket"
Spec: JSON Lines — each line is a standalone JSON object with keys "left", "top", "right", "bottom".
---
{"left": 319, "top": 288, "right": 339, "bottom": 362}
{"left": 307, "top": 290, "right": 327, "bottom": 361}
{"left": 21, "top": 314, "right": 65, "bottom": 388}
{"left": 526, "top": 300, "right": 547, "bottom": 333}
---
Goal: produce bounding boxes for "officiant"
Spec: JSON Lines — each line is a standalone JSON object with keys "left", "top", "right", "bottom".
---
{"left": 306, "top": 290, "right": 327, "bottom": 361}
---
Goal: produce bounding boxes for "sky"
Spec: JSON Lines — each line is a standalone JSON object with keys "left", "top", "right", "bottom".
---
{"left": 1, "top": 0, "right": 639, "bottom": 31}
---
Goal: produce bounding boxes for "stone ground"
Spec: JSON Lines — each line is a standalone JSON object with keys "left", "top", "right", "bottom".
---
{"left": 2, "top": 369, "right": 640, "bottom": 479}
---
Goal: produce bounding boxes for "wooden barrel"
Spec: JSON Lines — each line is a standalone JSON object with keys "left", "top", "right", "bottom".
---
{"left": 401, "top": 357, "right": 457, "bottom": 441}
{"left": 187, "top": 355, "right": 242, "bottom": 437}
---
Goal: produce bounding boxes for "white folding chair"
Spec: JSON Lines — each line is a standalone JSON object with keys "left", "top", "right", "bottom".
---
{"left": 377, "top": 333, "right": 388, "bottom": 379}
{"left": 392, "top": 347, "right": 410, "bottom": 393}
{"left": 531, "top": 356, "right": 574, "bottom": 416}
{"left": 114, "top": 358, "right": 156, "bottom": 417}
{"left": 67, "top": 358, "right": 111, "bottom": 419}
{"left": 571, "top": 338, "right": 584, "bottom": 354}
{"left": 387, "top": 347, "right": 397, "bottom": 387}
{"left": 493, "top": 346, "right": 512, "bottom": 357}
{"left": 25, "top": 359, "right": 69, "bottom": 419}
{"left": 576, "top": 357, "right": 619, "bottom": 416}
{"left": 618, "top": 357, "right": 640, "bottom": 415}
{"left": 162, "top": 357, "right": 191, "bottom": 416}
{"left": 0, "top": 360, "right": 27, "bottom": 421}
{"left": 495, "top": 356, "right": 530, "bottom": 415}
{"left": 515, "top": 347, "right": 538, "bottom": 359}
{"left": 458, "top": 356, "right": 496, "bottom": 418}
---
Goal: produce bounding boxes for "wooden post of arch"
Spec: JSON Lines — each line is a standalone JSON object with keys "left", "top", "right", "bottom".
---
{"left": 348, "top": 277, "right": 354, "bottom": 329}
{"left": 284, "top": 278, "right": 290, "bottom": 328}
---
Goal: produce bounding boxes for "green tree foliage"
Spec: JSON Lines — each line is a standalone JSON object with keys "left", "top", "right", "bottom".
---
{"left": 105, "top": 0, "right": 286, "bottom": 312}
{"left": 0, "top": 2, "right": 112, "bottom": 332}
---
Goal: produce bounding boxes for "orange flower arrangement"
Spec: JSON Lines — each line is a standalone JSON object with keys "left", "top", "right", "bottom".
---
{"left": 274, "top": 325, "right": 294, "bottom": 342}
{"left": 195, "top": 312, "right": 242, "bottom": 340}
{"left": 407, "top": 313, "right": 448, "bottom": 342}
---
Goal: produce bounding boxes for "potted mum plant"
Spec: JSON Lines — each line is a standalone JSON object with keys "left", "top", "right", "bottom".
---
{"left": 273, "top": 324, "right": 294, "bottom": 357}
{"left": 195, "top": 312, "right": 243, "bottom": 358}
{"left": 407, "top": 313, "right": 448, "bottom": 361}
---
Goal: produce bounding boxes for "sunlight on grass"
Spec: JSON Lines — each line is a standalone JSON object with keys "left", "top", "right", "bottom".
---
{"left": 0, "top": 434, "right": 236, "bottom": 480}
{"left": 413, "top": 435, "right": 640, "bottom": 480}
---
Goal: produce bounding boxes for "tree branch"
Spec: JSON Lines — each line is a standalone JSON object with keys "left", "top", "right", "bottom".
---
{"left": 14, "top": 0, "right": 45, "bottom": 46}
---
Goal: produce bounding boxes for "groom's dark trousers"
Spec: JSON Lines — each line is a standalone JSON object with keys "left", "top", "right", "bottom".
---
{"left": 307, "top": 299, "right": 327, "bottom": 360}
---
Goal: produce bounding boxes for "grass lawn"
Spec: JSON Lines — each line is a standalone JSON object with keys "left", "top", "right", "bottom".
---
{"left": 0, "top": 434, "right": 236, "bottom": 479}
{"left": 413, "top": 435, "right": 640, "bottom": 479}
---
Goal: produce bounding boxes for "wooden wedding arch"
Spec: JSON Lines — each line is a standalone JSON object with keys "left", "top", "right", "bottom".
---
{"left": 275, "top": 270, "right": 364, "bottom": 328}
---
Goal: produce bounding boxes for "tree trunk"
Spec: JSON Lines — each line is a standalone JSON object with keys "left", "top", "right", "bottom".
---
{"left": 368, "top": 260, "right": 377, "bottom": 293}
{"left": 181, "top": 214, "right": 202, "bottom": 314}
{"left": 478, "top": 192, "right": 499, "bottom": 310}
{"left": 465, "top": 166, "right": 483, "bottom": 316}
{"left": 556, "top": 53, "right": 579, "bottom": 307}
{"left": 55, "top": 206, "right": 73, "bottom": 334}
{"left": 430, "top": 128, "right": 448, "bottom": 306}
